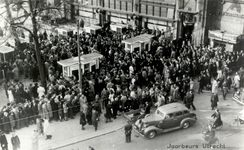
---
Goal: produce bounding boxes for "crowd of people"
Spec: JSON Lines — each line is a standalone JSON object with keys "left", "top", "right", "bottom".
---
{"left": 0, "top": 24, "right": 243, "bottom": 136}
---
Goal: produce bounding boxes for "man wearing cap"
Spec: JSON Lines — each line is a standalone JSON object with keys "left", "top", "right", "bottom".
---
{"left": 124, "top": 120, "right": 133, "bottom": 143}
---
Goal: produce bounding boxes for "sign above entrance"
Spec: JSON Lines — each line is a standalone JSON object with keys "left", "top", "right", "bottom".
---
{"left": 208, "top": 30, "right": 242, "bottom": 44}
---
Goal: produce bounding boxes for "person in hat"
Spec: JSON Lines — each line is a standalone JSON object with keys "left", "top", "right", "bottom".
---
{"left": 11, "top": 131, "right": 20, "bottom": 150}
{"left": 0, "top": 130, "right": 8, "bottom": 150}
{"left": 124, "top": 120, "right": 133, "bottom": 143}
{"left": 211, "top": 108, "right": 222, "bottom": 129}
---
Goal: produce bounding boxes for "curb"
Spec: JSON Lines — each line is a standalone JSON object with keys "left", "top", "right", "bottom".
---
{"left": 232, "top": 97, "right": 244, "bottom": 106}
{"left": 48, "top": 126, "right": 124, "bottom": 150}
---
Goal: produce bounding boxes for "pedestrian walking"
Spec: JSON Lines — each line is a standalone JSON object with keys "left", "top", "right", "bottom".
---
{"left": 210, "top": 93, "right": 219, "bottom": 110}
{"left": 91, "top": 109, "right": 99, "bottom": 131}
{"left": 124, "top": 120, "right": 132, "bottom": 143}
{"left": 11, "top": 132, "right": 20, "bottom": 150}
{"left": 36, "top": 116, "right": 43, "bottom": 135}
{"left": 43, "top": 118, "right": 52, "bottom": 140}
{"left": 0, "top": 130, "right": 8, "bottom": 150}
{"left": 31, "top": 130, "right": 38, "bottom": 150}
{"left": 105, "top": 100, "right": 113, "bottom": 123}
{"left": 188, "top": 90, "right": 196, "bottom": 110}
{"left": 80, "top": 111, "right": 86, "bottom": 130}
{"left": 222, "top": 79, "right": 228, "bottom": 100}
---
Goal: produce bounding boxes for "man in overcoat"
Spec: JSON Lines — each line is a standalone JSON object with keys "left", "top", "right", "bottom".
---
{"left": 0, "top": 130, "right": 8, "bottom": 150}
{"left": 210, "top": 93, "right": 219, "bottom": 110}
{"left": 124, "top": 120, "right": 132, "bottom": 143}
{"left": 11, "top": 132, "right": 20, "bottom": 150}
{"left": 91, "top": 109, "right": 99, "bottom": 131}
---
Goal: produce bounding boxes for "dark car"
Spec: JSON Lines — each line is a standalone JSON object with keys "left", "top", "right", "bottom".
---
{"left": 133, "top": 102, "right": 197, "bottom": 139}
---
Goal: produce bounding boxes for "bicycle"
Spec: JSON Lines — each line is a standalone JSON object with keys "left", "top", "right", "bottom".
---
{"left": 201, "top": 120, "right": 223, "bottom": 134}
{"left": 229, "top": 116, "right": 244, "bottom": 127}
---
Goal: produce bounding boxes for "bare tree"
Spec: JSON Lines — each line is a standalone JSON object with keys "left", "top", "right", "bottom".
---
{"left": 3, "top": 0, "right": 65, "bottom": 89}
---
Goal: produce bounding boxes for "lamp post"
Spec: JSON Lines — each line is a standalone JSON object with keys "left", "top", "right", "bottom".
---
{"left": 77, "top": 19, "right": 82, "bottom": 91}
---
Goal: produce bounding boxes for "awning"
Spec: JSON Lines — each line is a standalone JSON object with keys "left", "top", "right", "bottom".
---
{"left": 208, "top": 30, "right": 243, "bottom": 44}
{"left": 0, "top": 46, "right": 14, "bottom": 54}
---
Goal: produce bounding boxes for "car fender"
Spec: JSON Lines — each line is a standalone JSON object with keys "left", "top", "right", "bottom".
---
{"left": 143, "top": 125, "right": 162, "bottom": 135}
{"left": 180, "top": 117, "right": 196, "bottom": 127}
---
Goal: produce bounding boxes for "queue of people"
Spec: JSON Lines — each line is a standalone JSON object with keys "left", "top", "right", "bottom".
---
{"left": 0, "top": 24, "right": 243, "bottom": 138}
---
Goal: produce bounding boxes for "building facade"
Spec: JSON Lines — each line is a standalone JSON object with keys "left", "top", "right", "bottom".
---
{"left": 47, "top": 0, "right": 210, "bottom": 46}
{"left": 206, "top": 0, "right": 244, "bottom": 51}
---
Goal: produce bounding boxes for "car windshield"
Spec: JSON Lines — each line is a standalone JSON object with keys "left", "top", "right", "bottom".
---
{"left": 155, "top": 110, "right": 165, "bottom": 118}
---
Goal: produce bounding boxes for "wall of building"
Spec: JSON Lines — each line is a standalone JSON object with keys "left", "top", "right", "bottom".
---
{"left": 177, "top": 0, "right": 207, "bottom": 46}
{"left": 206, "top": 0, "right": 244, "bottom": 50}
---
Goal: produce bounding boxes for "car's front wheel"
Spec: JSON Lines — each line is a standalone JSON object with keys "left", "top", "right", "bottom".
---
{"left": 146, "top": 130, "right": 157, "bottom": 139}
{"left": 182, "top": 121, "right": 190, "bottom": 129}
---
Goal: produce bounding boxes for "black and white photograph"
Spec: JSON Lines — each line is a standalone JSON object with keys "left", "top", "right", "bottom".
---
{"left": 0, "top": 0, "right": 243, "bottom": 150}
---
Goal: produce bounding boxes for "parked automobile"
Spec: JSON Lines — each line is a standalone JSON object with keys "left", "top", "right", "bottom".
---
{"left": 133, "top": 102, "right": 197, "bottom": 139}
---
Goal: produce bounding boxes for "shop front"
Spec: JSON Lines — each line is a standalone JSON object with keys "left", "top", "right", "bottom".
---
{"left": 208, "top": 30, "right": 244, "bottom": 52}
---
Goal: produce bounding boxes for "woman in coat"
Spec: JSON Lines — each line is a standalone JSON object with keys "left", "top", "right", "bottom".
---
{"left": 11, "top": 132, "right": 20, "bottom": 150}
{"left": 46, "top": 101, "right": 53, "bottom": 122}
{"left": 13, "top": 106, "right": 20, "bottom": 130}
{"left": 42, "top": 102, "right": 49, "bottom": 120}
{"left": 105, "top": 101, "right": 113, "bottom": 123}
{"left": 9, "top": 112, "right": 16, "bottom": 132}
{"left": 80, "top": 111, "right": 86, "bottom": 130}
{"left": 2, "top": 112, "right": 10, "bottom": 134}
{"left": 91, "top": 109, "right": 99, "bottom": 131}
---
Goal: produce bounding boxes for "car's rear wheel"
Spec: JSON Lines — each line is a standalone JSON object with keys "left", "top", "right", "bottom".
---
{"left": 182, "top": 121, "right": 190, "bottom": 129}
{"left": 146, "top": 130, "right": 157, "bottom": 139}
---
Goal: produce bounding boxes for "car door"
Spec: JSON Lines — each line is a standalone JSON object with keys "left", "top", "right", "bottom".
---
{"left": 172, "top": 111, "right": 184, "bottom": 128}
{"left": 158, "top": 113, "right": 174, "bottom": 129}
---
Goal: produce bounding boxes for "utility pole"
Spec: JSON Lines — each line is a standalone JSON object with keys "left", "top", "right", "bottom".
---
{"left": 77, "top": 19, "right": 82, "bottom": 91}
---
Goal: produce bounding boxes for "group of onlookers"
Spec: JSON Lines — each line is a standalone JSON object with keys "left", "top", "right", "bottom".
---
{"left": 0, "top": 25, "right": 244, "bottom": 135}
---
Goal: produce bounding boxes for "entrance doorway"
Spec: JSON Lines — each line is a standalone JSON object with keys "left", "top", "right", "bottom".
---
{"left": 182, "top": 25, "right": 194, "bottom": 43}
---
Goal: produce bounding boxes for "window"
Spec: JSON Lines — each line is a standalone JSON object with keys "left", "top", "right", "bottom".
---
{"left": 175, "top": 111, "right": 183, "bottom": 117}
{"left": 110, "top": 0, "right": 115, "bottom": 9}
{"left": 117, "top": 28, "right": 122, "bottom": 33}
{"left": 141, "top": 4, "right": 146, "bottom": 14}
{"left": 127, "top": 2, "right": 132, "bottom": 11}
{"left": 161, "top": 7, "right": 167, "bottom": 17}
{"left": 121, "top": 1, "right": 126, "bottom": 11}
{"left": 156, "top": 110, "right": 165, "bottom": 118}
{"left": 116, "top": 0, "right": 120, "bottom": 10}
{"left": 127, "top": 44, "right": 131, "bottom": 49}
{"left": 165, "top": 113, "right": 174, "bottom": 119}
{"left": 183, "top": 110, "right": 189, "bottom": 115}
{"left": 154, "top": 6, "right": 160, "bottom": 17}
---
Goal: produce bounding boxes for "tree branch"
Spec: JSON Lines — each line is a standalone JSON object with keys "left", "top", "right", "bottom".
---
{"left": 12, "top": 25, "right": 34, "bottom": 37}
{"left": 13, "top": 13, "right": 31, "bottom": 21}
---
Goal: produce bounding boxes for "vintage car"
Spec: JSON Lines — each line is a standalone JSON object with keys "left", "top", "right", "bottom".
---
{"left": 133, "top": 102, "right": 197, "bottom": 139}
